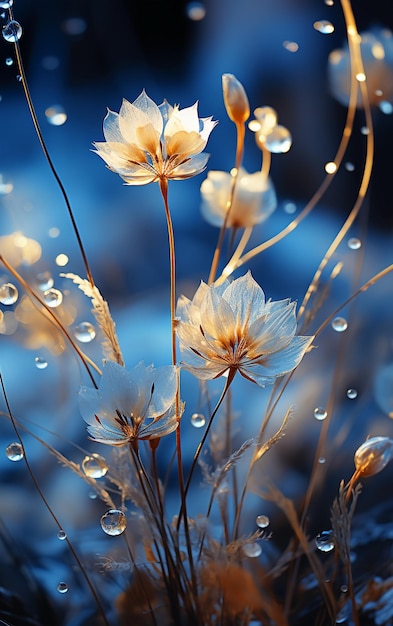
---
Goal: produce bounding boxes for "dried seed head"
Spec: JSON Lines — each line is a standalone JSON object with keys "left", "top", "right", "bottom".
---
{"left": 354, "top": 436, "right": 393, "bottom": 478}
{"left": 222, "top": 74, "right": 250, "bottom": 124}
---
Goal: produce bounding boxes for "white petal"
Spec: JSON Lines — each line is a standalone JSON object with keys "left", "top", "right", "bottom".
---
{"left": 222, "top": 272, "right": 265, "bottom": 328}
{"left": 169, "top": 153, "right": 210, "bottom": 179}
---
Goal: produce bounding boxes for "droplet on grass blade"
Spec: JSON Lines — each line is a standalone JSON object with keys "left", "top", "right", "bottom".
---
{"left": 331, "top": 317, "right": 348, "bottom": 332}
{"left": 100, "top": 509, "right": 127, "bottom": 536}
{"left": 315, "top": 530, "right": 335, "bottom": 552}
{"left": 57, "top": 530, "right": 67, "bottom": 541}
{"left": 43, "top": 288, "right": 63, "bottom": 307}
{"left": 347, "top": 237, "right": 361, "bottom": 250}
{"left": 2, "top": 20, "right": 22, "bottom": 42}
{"left": 5, "top": 442, "right": 23, "bottom": 461}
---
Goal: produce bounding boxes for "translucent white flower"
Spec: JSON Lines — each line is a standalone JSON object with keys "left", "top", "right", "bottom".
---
{"left": 200, "top": 168, "right": 277, "bottom": 228}
{"left": 79, "top": 361, "right": 179, "bottom": 446}
{"left": 93, "top": 90, "right": 217, "bottom": 185}
{"left": 176, "top": 272, "right": 313, "bottom": 386}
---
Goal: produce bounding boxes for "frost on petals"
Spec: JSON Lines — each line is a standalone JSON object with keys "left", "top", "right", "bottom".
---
{"left": 176, "top": 272, "right": 313, "bottom": 386}
{"left": 200, "top": 168, "right": 277, "bottom": 228}
{"left": 79, "top": 361, "right": 179, "bottom": 447}
{"left": 93, "top": 90, "right": 217, "bottom": 185}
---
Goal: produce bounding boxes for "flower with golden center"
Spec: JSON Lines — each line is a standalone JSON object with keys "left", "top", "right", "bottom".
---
{"left": 176, "top": 272, "right": 313, "bottom": 386}
{"left": 200, "top": 167, "right": 277, "bottom": 228}
{"left": 79, "top": 361, "right": 179, "bottom": 446}
{"left": 93, "top": 90, "right": 217, "bottom": 185}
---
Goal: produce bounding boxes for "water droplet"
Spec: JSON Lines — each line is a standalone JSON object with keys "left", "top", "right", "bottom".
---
{"left": 325, "top": 161, "right": 337, "bottom": 174}
{"left": 0, "top": 0, "right": 13, "bottom": 7}
{"left": 43, "top": 288, "right": 63, "bottom": 308}
{"left": 5, "top": 442, "right": 23, "bottom": 461}
{"left": 347, "top": 237, "right": 361, "bottom": 250}
{"left": 74, "top": 322, "right": 96, "bottom": 343}
{"left": 331, "top": 316, "right": 348, "bottom": 332}
{"left": 5, "top": 57, "right": 13, "bottom": 66}
{"left": 88, "top": 491, "right": 98, "bottom": 499}
{"left": 360, "top": 126, "right": 370, "bottom": 135}
{"left": 256, "top": 515, "right": 270, "bottom": 528}
{"left": 82, "top": 453, "right": 108, "bottom": 478}
{"left": 57, "top": 582, "right": 68, "bottom": 594}
{"left": 2, "top": 20, "right": 22, "bottom": 42}
{"left": 100, "top": 509, "right": 127, "bottom": 536}
{"left": 34, "top": 356, "right": 48, "bottom": 369}
{"left": 243, "top": 542, "right": 262, "bottom": 557}
{"left": 346, "top": 388, "right": 357, "bottom": 399}
{"left": 263, "top": 125, "right": 292, "bottom": 153}
{"left": 0, "top": 283, "right": 18, "bottom": 305}
{"left": 36, "top": 271, "right": 54, "bottom": 291}
{"left": 335, "top": 611, "right": 348, "bottom": 624}
{"left": 374, "top": 363, "right": 393, "bottom": 417}
{"left": 313, "top": 20, "right": 334, "bottom": 34}
{"left": 324, "top": 0, "right": 334, "bottom": 5}
{"left": 186, "top": 2, "right": 206, "bottom": 20}
{"left": 45, "top": 105, "right": 67, "bottom": 126}
{"left": 379, "top": 101, "right": 393, "bottom": 115}
{"left": 356, "top": 72, "right": 366, "bottom": 82}
{"left": 57, "top": 530, "right": 67, "bottom": 541}
{"left": 284, "top": 201, "right": 297, "bottom": 214}
{"left": 191, "top": 412, "right": 205, "bottom": 428}
{"left": 318, "top": 457, "right": 326, "bottom": 464}
{"left": 283, "top": 40, "right": 299, "bottom": 52}
{"left": 16, "top": 75, "right": 22, "bottom": 82}
{"left": 340, "top": 584, "right": 348, "bottom": 593}
{"left": 345, "top": 162, "right": 355, "bottom": 171}
{"left": 315, "top": 530, "right": 335, "bottom": 552}
{"left": 314, "top": 407, "right": 327, "bottom": 421}
{"left": 55, "top": 253, "right": 69, "bottom": 266}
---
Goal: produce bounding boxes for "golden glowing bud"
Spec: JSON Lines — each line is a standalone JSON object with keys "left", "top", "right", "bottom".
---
{"left": 222, "top": 73, "right": 250, "bottom": 124}
{"left": 354, "top": 436, "right": 393, "bottom": 478}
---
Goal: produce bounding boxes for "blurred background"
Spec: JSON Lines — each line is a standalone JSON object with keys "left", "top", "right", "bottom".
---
{"left": 1, "top": 1, "right": 393, "bottom": 623}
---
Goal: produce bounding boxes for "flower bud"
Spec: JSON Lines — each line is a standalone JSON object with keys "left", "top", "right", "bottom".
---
{"left": 354, "top": 436, "right": 393, "bottom": 478}
{"left": 222, "top": 74, "right": 250, "bottom": 124}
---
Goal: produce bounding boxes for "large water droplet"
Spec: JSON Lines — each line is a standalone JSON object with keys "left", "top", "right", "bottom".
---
{"left": 5, "top": 57, "right": 13, "bottom": 66}
{"left": 57, "top": 530, "right": 67, "bottom": 541}
{"left": 346, "top": 388, "right": 357, "bottom": 400}
{"left": 5, "top": 442, "right": 24, "bottom": 461}
{"left": 57, "top": 582, "right": 69, "bottom": 594}
{"left": 347, "top": 237, "right": 361, "bottom": 250}
{"left": 331, "top": 316, "right": 348, "bottom": 332}
{"left": 314, "top": 407, "right": 327, "bottom": 421}
{"left": 256, "top": 514, "right": 270, "bottom": 528}
{"left": 0, "top": 0, "right": 13, "bottom": 7}
{"left": 0, "top": 283, "right": 18, "bottom": 305}
{"left": 243, "top": 542, "right": 262, "bottom": 557}
{"left": 263, "top": 125, "right": 292, "bottom": 153}
{"left": 34, "top": 356, "right": 48, "bottom": 369}
{"left": 313, "top": 20, "right": 334, "bottom": 34}
{"left": 2, "top": 20, "right": 22, "bottom": 42}
{"left": 43, "top": 288, "right": 63, "bottom": 307}
{"left": 191, "top": 412, "right": 205, "bottom": 428}
{"left": 186, "top": 2, "right": 206, "bottom": 20}
{"left": 315, "top": 530, "right": 335, "bottom": 552}
{"left": 82, "top": 453, "right": 108, "bottom": 478}
{"left": 36, "top": 271, "right": 54, "bottom": 291}
{"left": 74, "top": 322, "right": 96, "bottom": 343}
{"left": 374, "top": 363, "right": 393, "bottom": 417}
{"left": 45, "top": 105, "right": 67, "bottom": 126}
{"left": 100, "top": 509, "right": 127, "bottom": 536}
